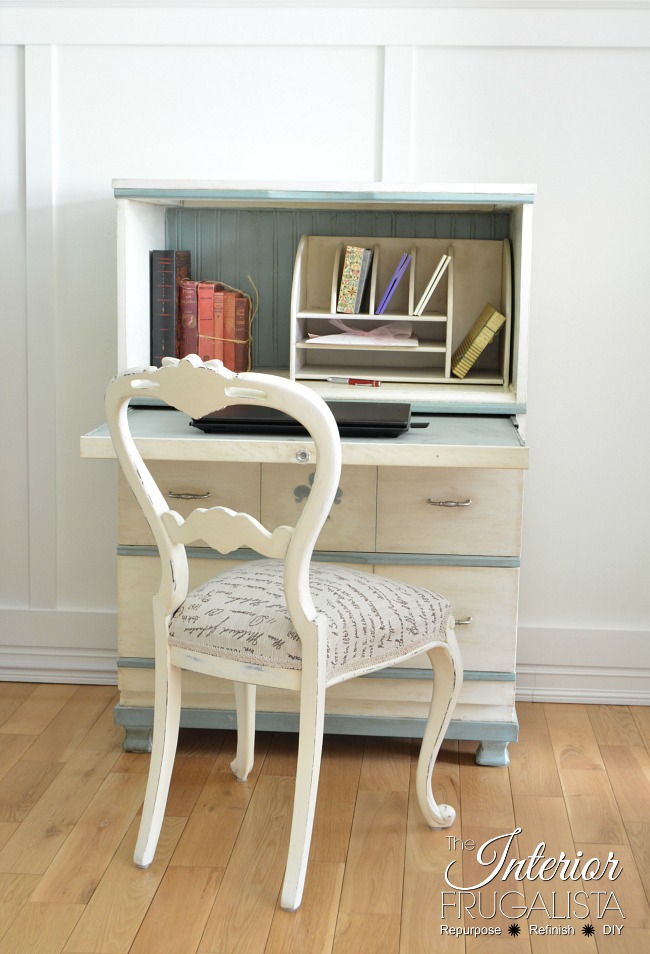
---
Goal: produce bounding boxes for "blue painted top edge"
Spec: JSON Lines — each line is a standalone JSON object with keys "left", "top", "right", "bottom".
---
{"left": 114, "top": 187, "right": 534, "bottom": 205}
{"left": 411, "top": 403, "right": 527, "bottom": 414}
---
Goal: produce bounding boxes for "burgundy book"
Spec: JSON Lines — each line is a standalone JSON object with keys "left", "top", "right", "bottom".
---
{"left": 212, "top": 285, "right": 226, "bottom": 363}
{"left": 178, "top": 280, "right": 199, "bottom": 357}
{"left": 150, "top": 250, "right": 190, "bottom": 366}
{"left": 234, "top": 294, "right": 251, "bottom": 372}
{"left": 222, "top": 291, "right": 238, "bottom": 370}
{"left": 196, "top": 282, "right": 215, "bottom": 359}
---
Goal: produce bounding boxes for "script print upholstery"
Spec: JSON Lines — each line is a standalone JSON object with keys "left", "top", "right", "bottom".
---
{"left": 169, "top": 559, "right": 452, "bottom": 679}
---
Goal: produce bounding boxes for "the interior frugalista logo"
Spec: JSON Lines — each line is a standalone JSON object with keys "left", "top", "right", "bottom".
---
{"left": 440, "top": 827, "right": 625, "bottom": 939}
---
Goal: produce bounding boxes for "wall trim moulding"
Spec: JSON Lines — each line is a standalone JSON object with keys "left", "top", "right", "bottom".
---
{"left": 1, "top": 1, "right": 649, "bottom": 8}
{"left": 2, "top": 5, "right": 650, "bottom": 47}
{"left": 0, "top": 646, "right": 118, "bottom": 685}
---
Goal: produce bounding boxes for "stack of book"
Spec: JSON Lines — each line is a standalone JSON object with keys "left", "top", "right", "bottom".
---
{"left": 451, "top": 304, "right": 506, "bottom": 378}
{"left": 150, "top": 249, "right": 252, "bottom": 373}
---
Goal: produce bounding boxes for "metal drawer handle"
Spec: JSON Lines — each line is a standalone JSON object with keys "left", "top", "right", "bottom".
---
{"left": 427, "top": 498, "right": 472, "bottom": 508}
{"left": 168, "top": 491, "right": 212, "bottom": 500}
{"left": 455, "top": 617, "right": 473, "bottom": 626}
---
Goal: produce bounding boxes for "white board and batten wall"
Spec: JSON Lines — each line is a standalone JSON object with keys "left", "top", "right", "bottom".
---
{"left": 1, "top": 1, "right": 649, "bottom": 703}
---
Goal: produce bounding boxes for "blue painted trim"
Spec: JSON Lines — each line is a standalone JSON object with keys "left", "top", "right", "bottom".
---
{"left": 114, "top": 704, "right": 519, "bottom": 744}
{"left": 114, "top": 187, "right": 534, "bottom": 206}
{"left": 116, "top": 545, "right": 520, "bottom": 568}
{"left": 412, "top": 402, "right": 527, "bottom": 415}
{"left": 116, "top": 657, "right": 516, "bottom": 682}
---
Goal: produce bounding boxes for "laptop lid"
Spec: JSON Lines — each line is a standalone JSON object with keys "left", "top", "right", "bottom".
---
{"left": 190, "top": 401, "right": 411, "bottom": 438}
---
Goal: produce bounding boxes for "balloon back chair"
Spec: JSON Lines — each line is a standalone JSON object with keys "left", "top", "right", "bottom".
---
{"left": 105, "top": 355, "right": 463, "bottom": 911}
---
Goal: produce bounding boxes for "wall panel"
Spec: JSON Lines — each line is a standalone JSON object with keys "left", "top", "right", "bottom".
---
{"left": 411, "top": 46, "right": 650, "bottom": 630}
{"left": 0, "top": 4, "right": 648, "bottom": 698}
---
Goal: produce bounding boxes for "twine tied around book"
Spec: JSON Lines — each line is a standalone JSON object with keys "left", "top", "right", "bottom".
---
{"left": 201, "top": 275, "right": 259, "bottom": 371}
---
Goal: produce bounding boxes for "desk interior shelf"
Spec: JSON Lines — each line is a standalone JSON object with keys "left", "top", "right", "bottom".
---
{"left": 290, "top": 234, "right": 512, "bottom": 387}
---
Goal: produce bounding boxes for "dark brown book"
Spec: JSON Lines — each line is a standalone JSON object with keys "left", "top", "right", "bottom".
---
{"left": 150, "top": 250, "right": 190, "bottom": 366}
{"left": 178, "top": 280, "right": 199, "bottom": 357}
{"left": 234, "top": 294, "right": 251, "bottom": 372}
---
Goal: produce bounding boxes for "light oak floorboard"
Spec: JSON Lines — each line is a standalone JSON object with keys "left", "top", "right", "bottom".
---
{"left": 265, "top": 860, "right": 344, "bottom": 954}
{"left": 0, "top": 684, "right": 78, "bottom": 737}
{"left": 559, "top": 768, "right": 627, "bottom": 844}
{"left": 0, "top": 901, "right": 84, "bottom": 954}
{"left": 544, "top": 703, "right": 604, "bottom": 771}
{"left": 63, "top": 816, "right": 187, "bottom": 954}
{"left": 587, "top": 705, "right": 645, "bottom": 747}
{"left": 31, "top": 772, "right": 147, "bottom": 904}
{"left": 630, "top": 706, "right": 650, "bottom": 751}
{"left": 0, "top": 685, "right": 39, "bottom": 729}
{"left": 0, "top": 687, "right": 648, "bottom": 954}
{"left": 0, "top": 758, "right": 62, "bottom": 823}
{"left": 23, "top": 687, "right": 118, "bottom": 763}
{"left": 509, "top": 703, "right": 563, "bottom": 797}
{"left": 0, "top": 699, "right": 123, "bottom": 875}
{"left": 197, "top": 774, "right": 294, "bottom": 954}
{"left": 130, "top": 865, "right": 223, "bottom": 954}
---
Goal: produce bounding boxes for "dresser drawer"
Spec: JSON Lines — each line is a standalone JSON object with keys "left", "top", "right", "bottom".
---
{"left": 261, "top": 463, "right": 377, "bottom": 552}
{"left": 376, "top": 468, "right": 523, "bottom": 556}
{"left": 377, "top": 564, "right": 519, "bottom": 673}
{"left": 118, "top": 461, "right": 261, "bottom": 546}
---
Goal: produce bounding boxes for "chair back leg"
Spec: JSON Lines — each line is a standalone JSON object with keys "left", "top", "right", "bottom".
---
{"left": 230, "top": 682, "right": 257, "bottom": 781}
{"left": 416, "top": 630, "right": 464, "bottom": 828}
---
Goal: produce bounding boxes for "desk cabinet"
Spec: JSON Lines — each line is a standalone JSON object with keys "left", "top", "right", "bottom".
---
{"left": 83, "top": 179, "right": 534, "bottom": 766}
{"left": 82, "top": 407, "right": 528, "bottom": 766}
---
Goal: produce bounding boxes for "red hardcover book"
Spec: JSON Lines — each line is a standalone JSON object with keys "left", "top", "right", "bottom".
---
{"left": 150, "top": 250, "right": 190, "bottom": 366}
{"left": 222, "top": 291, "right": 238, "bottom": 370}
{"left": 196, "top": 282, "right": 215, "bottom": 359}
{"left": 178, "top": 280, "right": 199, "bottom": 357}
{"left": 212, "top": 285, "right": 226, "bottom": 363}
{"left": 234, "top": 294, "right": 251, "bottom": 372}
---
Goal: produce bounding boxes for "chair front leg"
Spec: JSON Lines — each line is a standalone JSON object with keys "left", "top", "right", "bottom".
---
{"left": 416, "top": 627, "right": 463, "bottom": 828}
{"left": 280, "top": 668, "right": 326, "bottom": 911}
{"left": 134, "top": 657, "right": 182, "bottom": 867}
{"left": 230, "top": 681, "right": 256, "bottom": 781}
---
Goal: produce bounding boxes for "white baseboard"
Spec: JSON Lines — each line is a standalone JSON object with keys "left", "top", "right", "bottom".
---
{"left": 0, "top": 607, "right": 118, "bottom": 684}
{"left": 0, "top": 645, "right": 118, "bottom": 685}
{"left": 516, "top": 625, "right": 650, "bottom": 705}
{"left": 0, "top": 611, "right": 648, "bottom": 704}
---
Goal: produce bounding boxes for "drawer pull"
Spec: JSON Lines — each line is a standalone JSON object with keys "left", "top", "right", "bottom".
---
{"left": 168, "top": 491, "right": 212, "bottom": 500}
{"left": 427, "top": 498, "right": 472, "bottom": 508}
{"left": 455, "top": 617, "right": 473, "bottom": 626}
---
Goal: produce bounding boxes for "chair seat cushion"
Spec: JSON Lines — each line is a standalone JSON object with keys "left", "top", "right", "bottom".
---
{"left": 169, "top": 559, "right": 451, "bottom": 679}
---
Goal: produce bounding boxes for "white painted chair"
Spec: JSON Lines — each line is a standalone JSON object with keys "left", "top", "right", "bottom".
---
{"left": 106, "top": 355, "right": 463, "bottom": 911}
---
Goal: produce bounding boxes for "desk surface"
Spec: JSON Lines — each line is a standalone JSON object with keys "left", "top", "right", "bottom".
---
{"left": 81, "top": 409, "right": 528, "bottom": 469}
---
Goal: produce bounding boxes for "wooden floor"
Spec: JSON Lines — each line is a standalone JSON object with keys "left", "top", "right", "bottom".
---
{"left": 0, "top": 685, "right": 648, "bottom": 954}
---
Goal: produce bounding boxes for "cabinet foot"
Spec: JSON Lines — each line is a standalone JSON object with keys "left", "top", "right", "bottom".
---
{"left": 123, "top": 726, "right": 153, "bottom": 754}
{"left": 476, "top": 741, "right": 510, "bottom": 766}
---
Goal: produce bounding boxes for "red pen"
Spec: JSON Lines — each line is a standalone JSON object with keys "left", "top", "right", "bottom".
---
{"left": 327, "top": 376, "right": 381, "bottom": 387}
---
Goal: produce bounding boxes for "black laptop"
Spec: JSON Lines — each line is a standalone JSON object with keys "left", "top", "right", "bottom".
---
{"left": 190, "top": 401, "right": 411, "bottom": 438}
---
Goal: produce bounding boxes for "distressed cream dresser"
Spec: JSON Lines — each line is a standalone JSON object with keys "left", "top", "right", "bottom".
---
{"left": 81, "top": 180, "right": 534, "bottom": 765}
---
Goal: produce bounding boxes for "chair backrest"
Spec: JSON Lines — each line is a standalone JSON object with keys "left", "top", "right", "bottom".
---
{"left": 105, "top": 356, "right": 342, "bottom": 631}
